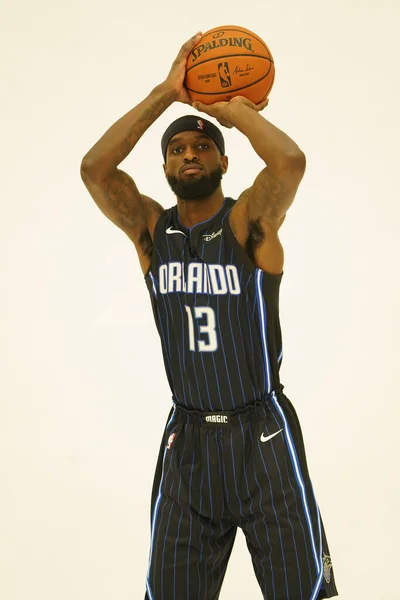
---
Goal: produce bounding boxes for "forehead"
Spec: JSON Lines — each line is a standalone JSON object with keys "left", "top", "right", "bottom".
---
{"left": 168, "top": 130, "right": 214, "bottom": 146}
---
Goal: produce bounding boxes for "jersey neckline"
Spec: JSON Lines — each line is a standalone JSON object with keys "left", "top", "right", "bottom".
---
{"left": 175, "top": 197, "right": 231, "bottom": 233}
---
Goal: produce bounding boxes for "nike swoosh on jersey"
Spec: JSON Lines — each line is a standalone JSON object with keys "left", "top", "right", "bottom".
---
{"left": 166, "top": 227, "right": 186, "bottom": 236}
{"left": 260, "top": 429, "right": 283, "bottom": 443}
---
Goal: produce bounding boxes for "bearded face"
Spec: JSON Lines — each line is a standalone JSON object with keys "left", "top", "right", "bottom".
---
{"left": 163, "top": 131, "right": 227, "bottom": 201}
{"left": 166, "top": 165, "right": 223, "bottom": 201}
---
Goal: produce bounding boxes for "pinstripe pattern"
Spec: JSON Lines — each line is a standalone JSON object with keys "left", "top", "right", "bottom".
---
{"left": 157, "top": 248, "right": 189, "bottom": 407}
{"left": 270, "top": 392, "right": 325, "bottom": 599}
{"left": 256, "top": 269, "right": 273, "bottom": 394}
{"left": 145, "top": 397, "right": 337, "bottom": 599}
{"left": 145, "top": 198, "right": 283, "bottom": 411}
{"left": 149, "top": 272, "right": 157, "bottom": 297}
{"left": 227, "top": 250, "right": 247, "bottom": 405}
{"left": 144, "top": 198, "right": 337, "bottom": 599}
{"left": 146, "top": 408, "right": 177, "bottom": 600}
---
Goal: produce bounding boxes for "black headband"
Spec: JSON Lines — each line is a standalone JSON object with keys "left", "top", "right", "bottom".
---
{"left": 161, "top": 115, "right": 225, "bottom": 161}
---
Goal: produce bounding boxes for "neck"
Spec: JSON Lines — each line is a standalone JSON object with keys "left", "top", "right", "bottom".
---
{"left": 177, "top": 188, "right": 226, "bottom": 229}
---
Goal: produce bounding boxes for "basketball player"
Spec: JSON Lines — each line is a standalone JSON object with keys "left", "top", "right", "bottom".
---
{"left": 81, "top": 32, "right": 338, "bottom": 599}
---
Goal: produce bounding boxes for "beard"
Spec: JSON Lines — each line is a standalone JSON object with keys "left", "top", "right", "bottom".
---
{"left": 167, "top": 165, "right": 223, "bottom": 201}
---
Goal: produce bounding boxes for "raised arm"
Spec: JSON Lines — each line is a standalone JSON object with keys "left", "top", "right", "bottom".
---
{"left": 80, "top": 32, "right": 202, "bottom": 274}
{"left": 193, "top": 96, "right": 306, "bottom": 274}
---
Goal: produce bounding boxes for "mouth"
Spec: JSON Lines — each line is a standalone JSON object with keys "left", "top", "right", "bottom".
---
{"left": 181, "top": 164, "right": 203, "bottom": 175}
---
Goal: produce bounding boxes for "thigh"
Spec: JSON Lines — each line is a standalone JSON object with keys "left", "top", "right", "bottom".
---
{"left": 147, "top": 497, "right": 237, "bottom": 600}
{"left": 149, "top": 406, "right": 175, "bottom": 526}
{"left": 146, "top": 414, "right": 237, "bottom": 600}
{"left": 241, "top": 392, "right": 338, "bottom": 599}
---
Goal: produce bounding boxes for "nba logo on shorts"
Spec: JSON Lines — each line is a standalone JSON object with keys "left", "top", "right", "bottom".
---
{"left": 218, "top": 62, "right": 232, "bottom": 87}
{"left": 167, "top": 433, "right": 176, "bottom": 450}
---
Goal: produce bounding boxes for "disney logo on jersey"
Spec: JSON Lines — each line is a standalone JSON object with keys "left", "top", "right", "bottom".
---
{"left": 203, "top": 228, "right": 222, "bottom": 242}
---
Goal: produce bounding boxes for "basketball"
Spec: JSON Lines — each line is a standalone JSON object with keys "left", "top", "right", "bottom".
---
{"left": 185, "top": 26, "right": 275, "bottom": 105}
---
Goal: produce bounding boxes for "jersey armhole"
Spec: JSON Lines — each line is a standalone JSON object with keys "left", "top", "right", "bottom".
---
{"left": 222, "top": 209, "right": 284, "bottom": 282}
{"left": 144, "top": 208, "right": 169, "bottom": 281}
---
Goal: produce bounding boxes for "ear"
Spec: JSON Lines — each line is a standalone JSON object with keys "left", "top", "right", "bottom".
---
{"left": 221, "top": 155, "right": 228, "bottom": 174}
{"left": 163, "top": 163, "right": 168, "bottom": 178}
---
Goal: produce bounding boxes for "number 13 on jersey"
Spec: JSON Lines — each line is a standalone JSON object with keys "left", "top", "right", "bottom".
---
{"left": 184, "top": 305, "right": 218, "bottom": 352}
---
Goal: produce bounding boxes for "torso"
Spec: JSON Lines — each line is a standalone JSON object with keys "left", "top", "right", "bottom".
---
{"left": 144, "top": 197, "right": 284, "bottom": 411}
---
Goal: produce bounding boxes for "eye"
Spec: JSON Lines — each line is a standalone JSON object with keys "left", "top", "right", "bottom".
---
{"left": 198, "top": 143, "right": 209, "bottom": 150}
{"left": 171, "top": 147, "right": 183, "bottom": 154}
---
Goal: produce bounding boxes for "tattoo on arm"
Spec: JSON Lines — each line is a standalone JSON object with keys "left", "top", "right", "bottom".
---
{"left": 106, "top": 170, "right": 146, "bottom": 230}
{"left": 249, "top": 159, "right": 305, "bottom": 222}
{"left": 119, "top": 90, "right": 177, "bottom": 167}
{"left": 251, "top": 169, "right": 285, "bottom": 221}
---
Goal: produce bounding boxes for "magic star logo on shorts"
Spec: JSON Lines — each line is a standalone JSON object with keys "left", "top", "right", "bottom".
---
{"left": 322, "top": 553, "right": 333, "bottom": 583}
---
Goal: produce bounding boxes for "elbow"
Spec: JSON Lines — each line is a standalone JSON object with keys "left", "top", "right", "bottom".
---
{"left": 80, "top": 154, "right": 96, "bottom": 175}
{"left": 80, "top": 156, "right": 105, "bottom": 183}
{"left": 80, "top": 153, "right": 116, "bottom": 183}
{"left": 288, "top": 149, "right": 306, "bottom": 166}
{"left": 271, "top": 151, "right": 306, "bottom": 177}
{"left": 283, "top": 150, "right": 306, "bottom": 175}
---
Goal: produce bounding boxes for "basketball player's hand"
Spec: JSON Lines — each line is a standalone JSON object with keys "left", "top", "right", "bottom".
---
{"left": 163, "top": 32, "right": 203, "bottom": 105}
{"left": 192, "top": 95, "right": 269, "bottom": 128}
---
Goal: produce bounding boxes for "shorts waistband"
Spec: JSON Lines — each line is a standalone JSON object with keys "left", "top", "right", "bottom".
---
{"left": 172, "top": 386, "right": 284, "bottom": 427}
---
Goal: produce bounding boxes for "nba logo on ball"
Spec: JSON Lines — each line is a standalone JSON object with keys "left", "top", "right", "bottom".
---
{"left": 218, "top": 62, "right": 231, "bottom": 87}
{"left": 167, "top": 433, "right": 176, "bottom": 449}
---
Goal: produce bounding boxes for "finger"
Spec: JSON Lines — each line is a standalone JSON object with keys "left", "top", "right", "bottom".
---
{"left": 256, "top": 96, "right": 270, "bottom": 111}
{"left": 192, "top": 101, "right": 211, "bottom": 114}
{"left": 178, "top": 32, "right": 203, "bottom": 57}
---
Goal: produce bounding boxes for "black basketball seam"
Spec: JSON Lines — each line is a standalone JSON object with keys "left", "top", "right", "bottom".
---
{"left": 186, "top": 63, "right": 274, "bottom": 96}
{"left": 186, "top": 53, "right": 273, "bottom": 74}
{"left": 198, "top": 27, "right": 272, "bottom": 60}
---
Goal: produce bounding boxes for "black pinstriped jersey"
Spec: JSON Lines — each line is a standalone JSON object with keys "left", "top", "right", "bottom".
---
{"left": 144, "top": 197, "right": 283, "bottom": 411}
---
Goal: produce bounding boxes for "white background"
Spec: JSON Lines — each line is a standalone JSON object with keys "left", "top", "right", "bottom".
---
{"left": 1, "top": 0, "right": 399, "bottom": 598}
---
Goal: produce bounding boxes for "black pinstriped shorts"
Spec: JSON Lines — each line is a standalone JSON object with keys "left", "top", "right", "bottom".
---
{"left": 145, "top": 388, "right": 338, "bottom": 600}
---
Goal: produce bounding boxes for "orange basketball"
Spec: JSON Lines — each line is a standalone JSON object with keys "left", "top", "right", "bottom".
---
{"left": 185, "top": 25, "right": 275, "bottom": 105}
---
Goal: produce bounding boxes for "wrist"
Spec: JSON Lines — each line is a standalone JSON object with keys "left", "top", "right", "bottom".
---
{"left": 155, "top": 81, "right": 179, "bottom": 103}
{"left": 224, "top": 99, "right": 254, "bottom": 123}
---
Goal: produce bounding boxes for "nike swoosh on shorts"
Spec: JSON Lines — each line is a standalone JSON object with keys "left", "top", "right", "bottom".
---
{"left": 260, "top": 429, "right": 283, "bottom": 443}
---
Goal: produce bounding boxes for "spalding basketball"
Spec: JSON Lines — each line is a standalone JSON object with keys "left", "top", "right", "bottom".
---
{"left": 185, "top": 26, "right": 275, "bottom": 105}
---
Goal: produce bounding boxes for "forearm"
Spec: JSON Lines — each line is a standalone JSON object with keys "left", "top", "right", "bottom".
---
{"left": 81, "top": 83, "right": 176, "bottom": 175}
{"left": 225, "top": 102, "right": 304, "bottom": 168}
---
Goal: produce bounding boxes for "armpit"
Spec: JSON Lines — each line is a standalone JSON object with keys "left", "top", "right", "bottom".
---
{"left": 138, "top": 228, "right": 154, "bottom": 259}
{"left": 246, "top": 218, "right": 265, "bottom": 260}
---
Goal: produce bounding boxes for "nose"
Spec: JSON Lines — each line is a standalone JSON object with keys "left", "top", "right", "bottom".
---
{"left": 183, "top": 147, "right": 198, "bottom": 162}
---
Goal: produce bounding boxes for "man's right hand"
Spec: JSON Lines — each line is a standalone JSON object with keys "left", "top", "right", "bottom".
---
{"left": 163, "top": 32, "right": 203, "bottom": 104}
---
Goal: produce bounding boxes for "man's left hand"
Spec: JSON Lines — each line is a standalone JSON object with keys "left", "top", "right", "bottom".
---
{"left": 192, "top": 95, "right": 269, "bottom": 128}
